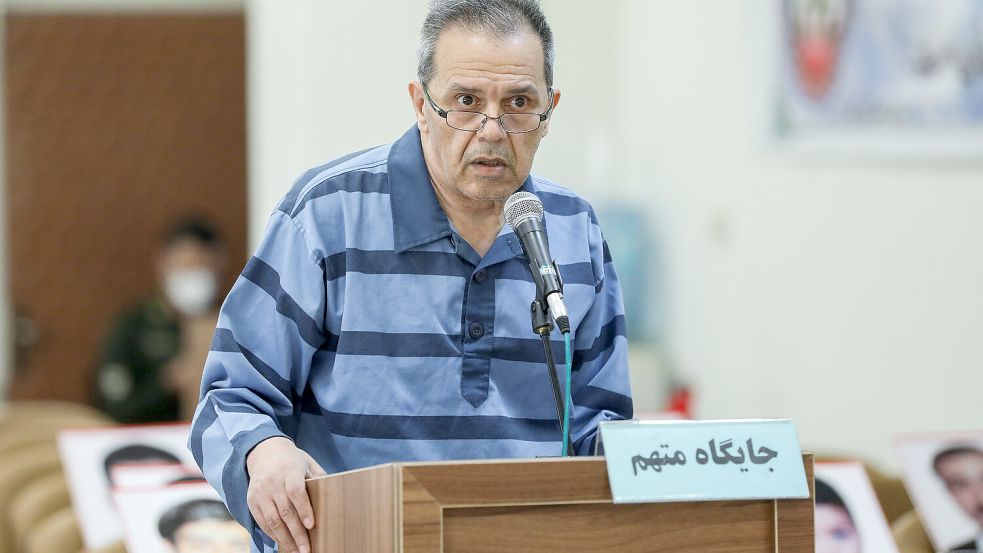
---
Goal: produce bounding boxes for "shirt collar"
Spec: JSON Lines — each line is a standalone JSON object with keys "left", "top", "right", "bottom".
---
{"left": 389, "top": 125, "right": 452, "bottom": 252}
{"left": 388, "top": 125, "right": 538, "bottom": 254}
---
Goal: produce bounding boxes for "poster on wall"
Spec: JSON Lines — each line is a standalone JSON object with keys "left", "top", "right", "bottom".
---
{"left": 762, "top": 0, "right": 983, "bottom": 158}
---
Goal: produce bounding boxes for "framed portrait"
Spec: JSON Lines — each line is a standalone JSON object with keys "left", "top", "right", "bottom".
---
{"left": 114, "top": 482, "right": 249, "bottom": 553}
{"left": 57, "top": 424, "right": 197, "bottom": 549}
{"left": 814, "top": 461, "right": 899, "bottom": 553}
{"left": 110, "top": 463, "right": 204, "bottom": 489}
{"left": 758, "top": 0, "right": 983, "bottom": 158}
{"left": 894, "top": 431, "right": 983, "bottom": 552}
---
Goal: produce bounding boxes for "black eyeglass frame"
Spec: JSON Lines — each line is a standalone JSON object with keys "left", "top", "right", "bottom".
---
{"left": 422, "top": 83, "right": 555, "bottom": 134}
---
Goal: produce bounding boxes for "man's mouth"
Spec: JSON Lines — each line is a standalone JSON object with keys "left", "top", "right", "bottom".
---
{"left": 472, "top": 158, "right": 507, "bottom": 167}
{"left": 469, "top": 157, "right": 509, "bottom": 177}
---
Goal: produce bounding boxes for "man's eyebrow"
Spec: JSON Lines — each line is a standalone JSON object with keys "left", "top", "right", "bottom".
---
{"left": 444, "top": 84, "right": 483, "bottom": 95}
{"left": 504, "top": 85, "right": 541, "bottom": 96}
{"left": 443, "top": 83, "right": 543, "bottom": 96}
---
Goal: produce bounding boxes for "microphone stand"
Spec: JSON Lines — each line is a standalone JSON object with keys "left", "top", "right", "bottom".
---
{"left": 531, "top": 297, "right": 576, "bottom": 456}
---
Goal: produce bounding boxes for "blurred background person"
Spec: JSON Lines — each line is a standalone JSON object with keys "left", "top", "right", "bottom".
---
{"left": 93, "top": 219, "right": 226, "bottom": 423}
{"left": 815, "top": 478, "right": 863, "bottom": 553}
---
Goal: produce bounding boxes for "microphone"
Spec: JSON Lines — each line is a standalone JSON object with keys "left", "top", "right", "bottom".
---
{"left": 504, "top": 191, "right": 570, "bottom": 334}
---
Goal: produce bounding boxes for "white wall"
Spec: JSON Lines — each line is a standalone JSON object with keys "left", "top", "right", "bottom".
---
{"left": 615, "top": 1, "right": 983, "bottom": 470}
{"left": 247, "top": 1, "right": 983, "bottom": 472}
{"left": 245, "top": 0, "right": 425, "bottom": 242}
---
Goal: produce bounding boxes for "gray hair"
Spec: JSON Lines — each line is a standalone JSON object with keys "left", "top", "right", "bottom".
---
{"left": 417, "top": 0, "right": 555, "bottom": 88}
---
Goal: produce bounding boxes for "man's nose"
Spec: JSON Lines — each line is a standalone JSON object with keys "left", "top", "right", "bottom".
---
{"left": 477, "top": 112, "right": 507, "bottom": 141}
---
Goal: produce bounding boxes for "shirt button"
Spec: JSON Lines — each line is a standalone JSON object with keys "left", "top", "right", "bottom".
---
{"left": 468, "top": 322, "right": 484, "bottom": 339}
{"left": 473, "top": 269, "right": 487, "bottom": 284}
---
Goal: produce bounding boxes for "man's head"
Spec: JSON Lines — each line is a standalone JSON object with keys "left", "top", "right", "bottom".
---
{"left": 104, "top": 443, "right": 181, "bottom": 486}
{"left": 157, "top": 218, "right": 225, "bottom": 317}
{"left": 410, "top": 0, "right": 561, "bottom": 204}
{"left": 814, "top": 478, "right": 861, "bottom": 553}
{"left": 158, "top": 498, "right": 248, "bottom": 553}
{"left": 933, "top": 445, "right": 983, "bottom": 527}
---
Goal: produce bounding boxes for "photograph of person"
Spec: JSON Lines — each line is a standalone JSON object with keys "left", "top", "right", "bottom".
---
{"left": 815, "top": 461, "right": 899, "bottom": 553}
{"left": 895, "top": 432, "right": 983, "bottom": 552}
{"left": 110, "top": 463, "right": 204, "bottom": 490}
{"left": 57, "top": 424, "right": 196, "bottom": 549}
{"left": 158, "top": 499, "right": 249, "bottom": 553}
{"left": 115, "top": 482, "right": 249, "bottom": 553}
{"left": 932, "top": 446, "right": 983, "bottom": 552}
{"left": 815, "top": 477, "right": 862, "bottom": 553}
{"left": 104, "top": 444, "right": 181, "bottom": 486}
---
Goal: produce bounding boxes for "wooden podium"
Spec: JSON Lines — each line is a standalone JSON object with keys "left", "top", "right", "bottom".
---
{"left": 306, "top": 454, "right": 814, "bottom": 553}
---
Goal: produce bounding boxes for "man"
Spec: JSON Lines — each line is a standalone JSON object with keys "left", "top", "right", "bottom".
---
{"left": 159, "top": 498, "right": 250, "bottom": 553}
{"left": 103, "top": 444, "right": 182, "bottom": 485}
{"left": 814, "top": 478, "right": 862, "bottom": 553}
{"left": 190, "top": 1, "right": 632, "bottom": 551}
{"left": 95, "top": 218, "right": 225, "bottom": 423}
{"left": 934, "top": 446, "right": 983, "bottom": 552}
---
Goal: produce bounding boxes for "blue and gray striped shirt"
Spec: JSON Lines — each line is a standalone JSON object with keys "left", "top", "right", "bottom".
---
{"left": 190, "top": 126, "right": 632, "bottom": 548}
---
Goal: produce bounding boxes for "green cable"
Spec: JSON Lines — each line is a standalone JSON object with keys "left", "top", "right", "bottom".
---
{"left": 562, "top": 332, "right": 572, "bottom": 457}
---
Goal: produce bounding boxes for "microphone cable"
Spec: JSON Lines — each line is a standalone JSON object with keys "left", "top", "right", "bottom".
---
{"left": 562, "top": 332, "right": 572, "bottom": 457}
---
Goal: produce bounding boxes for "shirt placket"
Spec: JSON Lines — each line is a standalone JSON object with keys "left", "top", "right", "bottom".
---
{"left": 454, "top": 229, "right": 521, "bottom": 408}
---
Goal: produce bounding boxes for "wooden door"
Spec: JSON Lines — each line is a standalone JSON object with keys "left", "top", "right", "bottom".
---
{"left": 5, "top": 13, "right": 247, "bottom": 402}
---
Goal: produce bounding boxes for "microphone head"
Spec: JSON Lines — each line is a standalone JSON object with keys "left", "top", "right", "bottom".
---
{"left": 504, "top": 191, "right": 544, "bottom": 230}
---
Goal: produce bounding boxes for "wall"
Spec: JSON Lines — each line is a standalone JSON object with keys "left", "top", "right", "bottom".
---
{"left": 615, "top": 1, "right": 983, "bottom": 470}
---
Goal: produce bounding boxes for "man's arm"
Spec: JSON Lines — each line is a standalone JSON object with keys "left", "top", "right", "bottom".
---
{"left": 189, "top": 210, "right": 327, "bottom": 552}
{"left": 569, "top": 234, "right": 633, "bottom": 455}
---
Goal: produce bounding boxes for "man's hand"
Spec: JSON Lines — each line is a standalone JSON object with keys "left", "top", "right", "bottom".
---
{"left": 246, "top": 437, "right": 327, "bottom": 553}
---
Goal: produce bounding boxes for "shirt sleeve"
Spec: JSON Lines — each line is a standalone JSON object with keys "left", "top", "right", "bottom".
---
{"left": 188, "top": 210, "right": 328, "bottom": 538}
{"left": 569, "top": 232, "right": 633, "bottom": 456}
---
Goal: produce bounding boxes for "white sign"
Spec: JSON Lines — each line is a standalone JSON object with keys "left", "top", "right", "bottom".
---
{"left": 599, "top": 419, "right": 810, "bottom": 503}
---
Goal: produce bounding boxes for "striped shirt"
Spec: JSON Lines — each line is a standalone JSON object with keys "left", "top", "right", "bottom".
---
{"left": 189, "top": 125, "right": 632, "bottom": 550}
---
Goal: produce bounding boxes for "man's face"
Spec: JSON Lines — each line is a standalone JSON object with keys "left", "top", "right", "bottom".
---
{"left": 168, "top": 519, "right": 249, "bottom": 553}
{"left": 410, "top": 25, "right": 560, "bottom": 203}
{"left": 157, "top": 238, "right": 222, "bottom": 282}
{"left": 156, "top": 237, "right": 224, "bottom": 316}
{"left": 814, "top": 504, "right": 861, "bottom": 553}
{"left": 937, "top": 452, "right": 983, "bottom": 527}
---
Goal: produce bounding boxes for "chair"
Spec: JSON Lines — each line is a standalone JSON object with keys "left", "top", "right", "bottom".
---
{"left": 892, "top": 510, "right": 934, "bottom": 553}
{"left": 80, "top": 540, "right": 128, "bottom": 553}
{"left": 24, "top": 506, "right": 82, "bottom": 553}
{"left": 0, "top": 401, "right": 109, "bottom": 430}
{"left": 0, "top": 424, "right": 58, "bottom": 456}
{"left": 9, "top": 471, "right": 71, "bottom": 552}
{"left": 0, "top": 442, "right": 64, "bottom": 552}
{"left": 865, "top": 463, "right": 914, "bottom": 523}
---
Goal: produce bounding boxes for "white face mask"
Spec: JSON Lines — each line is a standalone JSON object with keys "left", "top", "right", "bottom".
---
{"left": 164, "top": 267, "right": 218, "bottom": 317}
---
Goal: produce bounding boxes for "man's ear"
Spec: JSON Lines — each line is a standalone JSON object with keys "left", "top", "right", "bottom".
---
{"left": 539, "top": 88, "right": 561, "bottom": 138}
{"left": 408, "top": 81, "right": 429, "bottom": 134}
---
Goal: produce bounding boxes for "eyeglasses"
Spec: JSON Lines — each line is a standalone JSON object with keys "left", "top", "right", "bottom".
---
{"left": 422, "top": 84, "right": 554, "bottom": 134}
